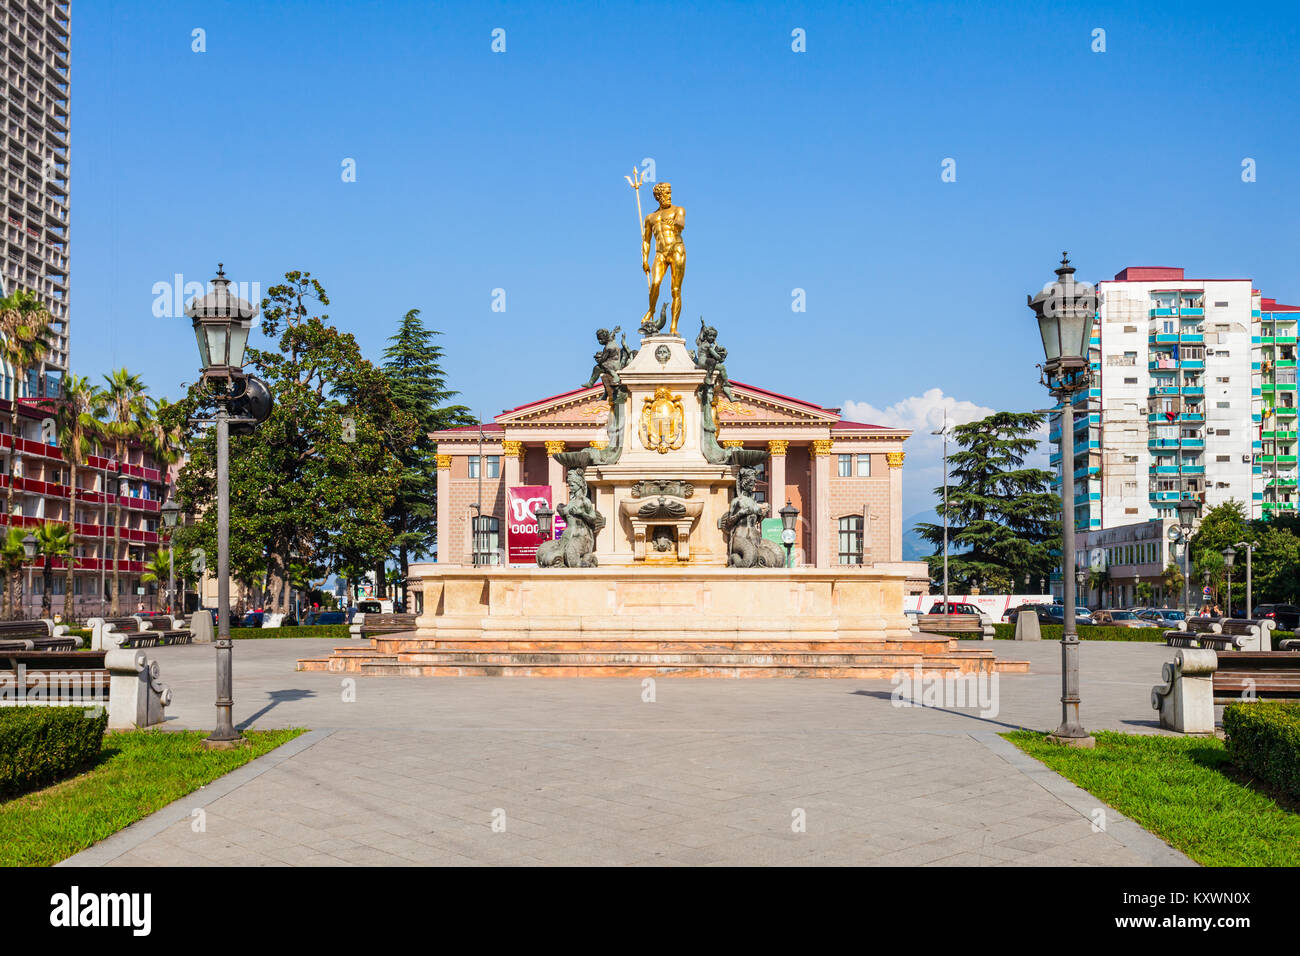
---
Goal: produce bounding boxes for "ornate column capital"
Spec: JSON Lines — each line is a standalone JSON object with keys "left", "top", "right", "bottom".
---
{"left": 435, "top": 454, "right": 452, "bottom": 470}
{"left": 721, "top": 439, "right": 745, "bottom": 449}
{"left": 544, "top": 440, "right": 567, "bottom": 455}
{"left": 767, "top": 440, "right": 789, "bottom": 456}
{"left": 886, "top": 451, "right": 906, "bottom": 469}
{"left": 501, "top": 439, "right": 526, "bottom": 460}
{"left": 810, "top": 439, "right": 835, "bottom": 457}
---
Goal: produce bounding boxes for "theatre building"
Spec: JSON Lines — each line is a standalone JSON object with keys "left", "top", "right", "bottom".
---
{"left": 432, "top": 380, "right": 927, "bottom": 592}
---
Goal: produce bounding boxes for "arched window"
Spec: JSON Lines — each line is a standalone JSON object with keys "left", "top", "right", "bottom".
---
{"left": 837, "top": 515, "right": 864, "bottom": 565}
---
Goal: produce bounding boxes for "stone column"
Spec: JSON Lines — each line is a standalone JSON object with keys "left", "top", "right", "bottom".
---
{"left": 502, "top": 439, "right": 524, "bottom": 488}
{"left": 810, "top": 439, "right": 834, "bottom": 567}
{"left": 545, "top": 440, "right": 566, "bottom": 503}
{"left": 768, "top": 440, "right": 788, "bottom": 510}
{"left": 436, "top": 455, "right": 452, "bottom": 563}
{"left": 887, "top": 451, "right": 905, "bottom": 562}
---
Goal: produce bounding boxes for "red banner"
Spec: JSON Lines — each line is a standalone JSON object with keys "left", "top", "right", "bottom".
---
{"left": 506, "top": 486, "right": 564, "bottom": 565}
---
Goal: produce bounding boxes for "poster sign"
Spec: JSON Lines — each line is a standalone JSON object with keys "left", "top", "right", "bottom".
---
{"left": 761, "top": 518, "right": 784, "bottom": 546}
{"left": 506, "top": 485, "right": 564, "bottom": 565}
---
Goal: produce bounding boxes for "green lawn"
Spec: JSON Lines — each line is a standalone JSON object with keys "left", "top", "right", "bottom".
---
{"left": 1005, "top": 730, "right": 1300, "bottom": 866}
{"left": 0, "top": 727, "right": 305, "bottom": 866}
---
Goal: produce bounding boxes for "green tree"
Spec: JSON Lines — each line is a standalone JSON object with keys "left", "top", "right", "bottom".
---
{"left": 380, "top": 309, "right": 473, "bottom": 607}
{"left": 97, "top": 369, "right": 149, "bottom": 615}
{"left": 44, "top": 374, "right": 103, "bottom": 622}
{"left": 141, "top": 550, "right": 173, "bottom": 610}
{"left": 0, "top": 525, "right": 25, "bottom": 619}
{"left": 32, "top": 521, "right": 70, "bottom": 617}
{"left": 171, "top": 271, "right": 410, "bottom": 614}
{"left": 1250, "top": 525, "right": 1300, "bottom": 605}
{"left": 0, "top": 288, "right": 55, "bottom": 532}
{"left": 916, "top": 411, "right": 1060, "bottom": 592}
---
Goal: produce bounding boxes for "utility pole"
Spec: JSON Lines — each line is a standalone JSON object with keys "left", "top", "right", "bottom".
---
{"left": 931, "top": 412, "right": 949, "bottom": 609}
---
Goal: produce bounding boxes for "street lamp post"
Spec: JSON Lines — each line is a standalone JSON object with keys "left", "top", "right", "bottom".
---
{"left": 931, "top": 414, "right": 950, "bottom": 607}
{"left": 161, "top": 496, "right": 179, "bottom": 615}
{"left": 1173, "top": 496, "right": 1200, "bottom": 615}
{"left": 1234, "top": 541, "right": 1257, "bottom": 617}
{"left": 1028, "top": 252, "right": 1097, "bottom": 748}
{"left": 1222, "top": 546, "right": 1236, "bottom": 618}
{"left": 21, "top": 532, "right": 36, "bottom": 619}
{"left": 184, "top": 264, "right": 258, "bottom": 750}
{"left": 779, "top": 500, "right": 799, "bottom": 568}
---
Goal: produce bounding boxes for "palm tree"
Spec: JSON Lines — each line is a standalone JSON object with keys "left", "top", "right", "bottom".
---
{"left": 49, "top": 375, "right": 103, "bottom": 622}
{"left": 32, "top": 521, "right": 70, "bottom": 618}
{"left": 0, "top": 289, "right": 55, "bottom": 532}
{"left": 97, "top": 369, "right": 148, "bottom": 615}
{"left": 140, "top": 549, "right": 173, "bottom": 611}
{"left": 0, "top": 526, "right": 27, "bottom": 619}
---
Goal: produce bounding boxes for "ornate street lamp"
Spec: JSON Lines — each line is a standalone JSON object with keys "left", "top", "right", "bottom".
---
{"left": 1173, "top": 495, "right": 1200, "bottom": 614}
{"left": 184, "top": 264, "right": 260, "bottom": 750}
{"left": 1222, "top": 546, "right": 1236, "bottom": 618}
{"left": 1028, "top": 252, "right": 1097, "bottom": 748}
{"left": 161, "top": 496, "right": 180, "bottom": 614}
{"left": 535, "top": 501, "right": 554, "bottom": 539}
{"left": 21, "top": 532, "right": 36, "bottom": 619}
{"left": 779, "top": 499, "right": 799, "bottom": 568}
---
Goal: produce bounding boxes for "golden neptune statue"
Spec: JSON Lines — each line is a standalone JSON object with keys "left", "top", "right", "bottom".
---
{"left": 628, "top": 178, "right": 686, "bottom": 337}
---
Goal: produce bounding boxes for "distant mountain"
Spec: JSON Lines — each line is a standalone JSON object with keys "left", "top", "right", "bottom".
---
{"left": 901, "top": 510, "right": 933, "bottom": 561}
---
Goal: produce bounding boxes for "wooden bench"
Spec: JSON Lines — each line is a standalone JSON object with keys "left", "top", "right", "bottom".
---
{"left": 91, "top": 615, "right": 192, "bottom": 650}
{"left": 131, "top": 615, "right": 193, "bottom": 647}
{"left": 1212, "top": 651, "right": 1300, "bottom": 703}
{"left": 0, "top": 618, "right": 79, "bottom": 652}
{"left": 917, "top": 614, "right": 994, "bottom": 638}
{"left": 349, "top": 613, "right": 419, "bottom": 641}
{"left": 1165, "top": 617, "right": 1274, "bottom": 652}
{"left": 0, "top": 648, "right": 108, "bottom": 705}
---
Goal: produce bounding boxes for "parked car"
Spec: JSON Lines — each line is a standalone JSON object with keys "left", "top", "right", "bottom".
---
{"left": 1003, "top": 603, "right": 1053, "bottom": 623}
{"left": 241, "top": 610, "right": 264, "bottom": 628}
{"left": 1090, "top": 609, "right": 1147, "bottom": 628}
{"left": 1041, "top": 604, "right": 1092, "bottom": 627}
{"left": 1136, "top": 608, "right": 1186, "bottom": 626}
{"left": 303, "top": 610, "right": 346, "bottom": 626}
{"left": 1254, "top": 604, "right": 1300, "bottom": 630}
{"left": 356, "top": 600, "right": 383, "bottom": 615}
{"left": 928, "top": 602, "right": 983, "bottom": 615}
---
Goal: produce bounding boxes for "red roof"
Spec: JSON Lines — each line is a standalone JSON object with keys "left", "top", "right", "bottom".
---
{"left": 1261, "top": 297, "right": 1300, "bottom": 313}
{"left": 832, "top": 420, "right": 892, "bottom": 431}
{"left": 729, "top": 380, "right": 829, "bottom": 413}
{"left": 498, "top": 386, "right": 600, "bottom": 416}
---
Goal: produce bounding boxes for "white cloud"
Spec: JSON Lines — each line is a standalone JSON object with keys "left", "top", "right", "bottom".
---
{"left": 842, "top": 389, "right": 995, "bottom": 517}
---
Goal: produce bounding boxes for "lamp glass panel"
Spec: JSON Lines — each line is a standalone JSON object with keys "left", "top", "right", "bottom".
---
{"left": 192, "top": 324, "right": 212, "bottom": 369}
{"left": 1037, "top": 313, "right": 1061, "bottom": 362}
{"left": 204, "top": 325, "right": 229, "bottom": 368}
{"left": 227, "top": 322, "right": 251, "bottom": 369}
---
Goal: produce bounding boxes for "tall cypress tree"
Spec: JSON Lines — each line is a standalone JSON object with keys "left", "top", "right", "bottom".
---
{"left": 381, "top": 310, "right": 474, "bottom": 604}
{"left": 916, "top": 411, "right": 1060, "bottom": 593}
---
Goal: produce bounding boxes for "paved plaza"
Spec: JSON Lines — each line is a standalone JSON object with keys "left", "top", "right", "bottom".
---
{"left": 62, "top": 639, "right": 1193, "bottom": 867}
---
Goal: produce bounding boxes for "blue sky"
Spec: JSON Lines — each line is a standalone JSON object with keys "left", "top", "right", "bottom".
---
{"left": 69, "top": 0, "right": 1300, "bottom": 514}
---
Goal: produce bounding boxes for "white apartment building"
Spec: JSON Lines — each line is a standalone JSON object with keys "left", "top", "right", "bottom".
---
{"left": 1, "top": 0, "right": 71, "bottom": 398}
{"left": 1053, "top": 266, "right": 1262, "bottom": 533}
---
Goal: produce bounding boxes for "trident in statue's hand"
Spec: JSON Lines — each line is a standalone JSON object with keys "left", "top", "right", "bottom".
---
{"left": 625, "top": 168, "right": 650, "bottom": 289}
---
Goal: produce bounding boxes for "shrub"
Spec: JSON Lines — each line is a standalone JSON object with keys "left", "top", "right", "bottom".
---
{"left": 229, "top": 625, "right": 351, "bottom": 640}
{"left": 0, "top": 706, "right": 107, "bottom": 797}
{"left": 987, "top": 623, "right": 1165, "bottom": 642}
{"left": 1223, "top": 702, "right": 1300, "bottom": 801}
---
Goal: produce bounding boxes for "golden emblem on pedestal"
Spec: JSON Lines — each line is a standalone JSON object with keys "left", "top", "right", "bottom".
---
{"left": 639, "top": 386, "right": 685, "bottom": 454}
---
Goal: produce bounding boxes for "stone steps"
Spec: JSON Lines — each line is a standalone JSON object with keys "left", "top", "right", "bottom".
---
{"left": 352, "top": 659, "right": 968, "bottom": 680}
{"left": 372, "top": 637, "right": 961, "bottom": 655}
{"left": 296, "top": 644, "right": 1025, "bottom": 677}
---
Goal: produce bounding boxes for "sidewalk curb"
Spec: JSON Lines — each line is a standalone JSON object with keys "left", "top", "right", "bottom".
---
{"left": 57, "top": 728, "right": 335, "bottom": 868}
{"left": 971, "top": 731, "right": 1195, "bottom": 867}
